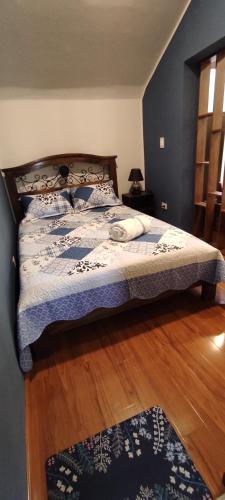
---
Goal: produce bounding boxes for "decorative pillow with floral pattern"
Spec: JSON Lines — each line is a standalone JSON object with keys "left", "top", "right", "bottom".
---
{"left": 21, "top": 189, "right": 72, "bottom": 219}
{"left": 71, "top": 180, "right": 122, "bottom": 213}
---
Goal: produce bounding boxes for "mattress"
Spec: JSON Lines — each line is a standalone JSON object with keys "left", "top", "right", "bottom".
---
{"left": 18, "top": 205, "right": 225, "bottom": 372}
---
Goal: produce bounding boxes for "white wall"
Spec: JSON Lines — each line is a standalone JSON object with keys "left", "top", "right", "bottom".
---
{"left": 0, "top": 98, "right": 144, "bottom": 196}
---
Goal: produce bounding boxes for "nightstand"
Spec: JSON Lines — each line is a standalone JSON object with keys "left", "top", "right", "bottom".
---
{"left": 122, "top": 191, "right": 154, "bottom": 216}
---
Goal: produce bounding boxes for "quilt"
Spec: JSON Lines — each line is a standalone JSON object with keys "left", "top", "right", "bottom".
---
{"left": 18, "top": 205, "right": 225, "bottom": 372}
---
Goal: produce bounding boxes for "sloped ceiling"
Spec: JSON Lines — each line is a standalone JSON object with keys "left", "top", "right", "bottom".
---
{"left": 0, "top": 0, "right": 190, "bottom": 98}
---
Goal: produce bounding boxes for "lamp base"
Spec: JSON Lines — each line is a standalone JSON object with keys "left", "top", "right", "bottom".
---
{"left": 129, "top": 181, "right": 142, "bottom": 195}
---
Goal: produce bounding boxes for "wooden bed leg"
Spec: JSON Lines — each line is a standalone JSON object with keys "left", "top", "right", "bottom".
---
{"left": 201, "top": 282, "right": 217, "bottom": 301}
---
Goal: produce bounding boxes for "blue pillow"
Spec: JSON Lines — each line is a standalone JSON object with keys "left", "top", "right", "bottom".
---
{"left": 71, "top": 181, "right": 122, "bottom": 213}
{"left": 21, "top": 189, "right": 72, "bottom": 219}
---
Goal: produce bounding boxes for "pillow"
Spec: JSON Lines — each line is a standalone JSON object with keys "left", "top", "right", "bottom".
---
{"left": 71, "top": 180, "right": 122, "bottom": 213}
{"left": 21, "top": 189, "right": 72, "bottom": 219}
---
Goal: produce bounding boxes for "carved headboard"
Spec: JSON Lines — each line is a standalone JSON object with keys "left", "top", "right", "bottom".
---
{"left": 2, "top": 153, "right": 118, "bottom": 223}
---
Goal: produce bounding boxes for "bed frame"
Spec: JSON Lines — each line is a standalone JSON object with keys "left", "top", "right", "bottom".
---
{"left": 2, "top": 153, "right": 118, "bottom": 223}
{"left": 1, "top": 153, "right": 216, "bottom": 359}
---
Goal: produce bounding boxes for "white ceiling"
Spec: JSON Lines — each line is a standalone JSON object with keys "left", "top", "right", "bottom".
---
{"left": 0, "top": 0, "right": 190, "bottom": 98}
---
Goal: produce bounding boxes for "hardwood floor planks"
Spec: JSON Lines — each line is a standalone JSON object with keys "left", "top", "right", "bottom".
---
{"left": 26, "top": 288, "right": 225, "bottom": 499}
{"left": 186, "top": 425, "right": 225, "bottom": 495}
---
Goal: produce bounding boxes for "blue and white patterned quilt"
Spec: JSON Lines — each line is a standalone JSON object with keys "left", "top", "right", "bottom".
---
{"left": 18, "top": 205, "right": 225, "bottom": 371}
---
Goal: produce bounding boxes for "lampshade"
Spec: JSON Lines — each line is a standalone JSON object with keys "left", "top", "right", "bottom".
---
{"left": 128, "top": 168, "right": 144, "bottom": 182}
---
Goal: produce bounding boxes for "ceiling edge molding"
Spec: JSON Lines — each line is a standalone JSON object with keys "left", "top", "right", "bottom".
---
{"left": 0, "top": 84, "right": 143, "bottom": 100}
{"left": 141, "top": 0, "right": 192, "bottom": 98}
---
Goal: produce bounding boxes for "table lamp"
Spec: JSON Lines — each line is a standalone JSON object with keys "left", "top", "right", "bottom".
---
{"left": 128, "top": 168, "right": 143, "bottom": 194}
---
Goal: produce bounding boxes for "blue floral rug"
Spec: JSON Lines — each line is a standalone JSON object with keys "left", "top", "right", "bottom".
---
{"left": 46, "top": 406, "right": 212, "bottom": 499}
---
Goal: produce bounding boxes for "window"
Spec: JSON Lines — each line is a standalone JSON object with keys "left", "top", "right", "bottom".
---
{"left": 194, "top": 50, "right": 225, "bottom": 246}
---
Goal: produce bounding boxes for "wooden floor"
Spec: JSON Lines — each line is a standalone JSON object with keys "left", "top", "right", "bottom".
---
{"left": 26, "top": 286, "right": 225, "bottom": 500}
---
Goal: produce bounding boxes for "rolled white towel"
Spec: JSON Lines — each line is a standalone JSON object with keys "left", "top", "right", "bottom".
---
{"left": 109, "top": 214, "right": 153, "bottom": 242}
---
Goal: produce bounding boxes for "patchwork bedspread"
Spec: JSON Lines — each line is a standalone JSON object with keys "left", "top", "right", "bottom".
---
{"left": 18, "top": 205, "right": 225, "bottom": 371}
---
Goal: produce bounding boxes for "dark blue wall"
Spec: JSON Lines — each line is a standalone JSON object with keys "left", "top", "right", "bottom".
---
{"left": 0, "top": 174, "right": 27, "bottom": 499}
{"left": 143, "top": 0, "right": 225, "bottom": 231}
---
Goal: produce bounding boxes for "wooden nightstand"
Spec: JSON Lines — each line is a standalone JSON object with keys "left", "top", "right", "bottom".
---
{"left": 122, "top": 191, "right": 154, "bottom": 216}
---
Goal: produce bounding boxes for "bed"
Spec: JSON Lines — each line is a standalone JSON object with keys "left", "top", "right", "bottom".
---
{"left": 2, "top": 153, "right": 225, "bottom": 372}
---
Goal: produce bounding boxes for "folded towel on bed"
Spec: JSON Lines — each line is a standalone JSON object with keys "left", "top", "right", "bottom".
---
{"left": 109, "top": 214, "right": 153, "bottom": 242}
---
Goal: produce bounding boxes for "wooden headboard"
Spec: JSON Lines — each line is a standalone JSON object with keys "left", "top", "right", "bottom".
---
{"left": 1, "top": 153, "right": 118, "bottom": 223}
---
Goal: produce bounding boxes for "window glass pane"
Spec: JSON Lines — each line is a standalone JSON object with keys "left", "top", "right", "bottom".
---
{"left": 223, "top": 82, "right": 225, "bottom": 112}
{"left": 220, "top": 134, "right": 225, "bottom": 185}
{"left": 208, "top": 68, "right": 216, "bottom": 112}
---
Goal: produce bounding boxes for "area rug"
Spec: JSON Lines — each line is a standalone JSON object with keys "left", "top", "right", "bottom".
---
{"left": 46, "top": 406, "right": 212, "bottom": 499}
